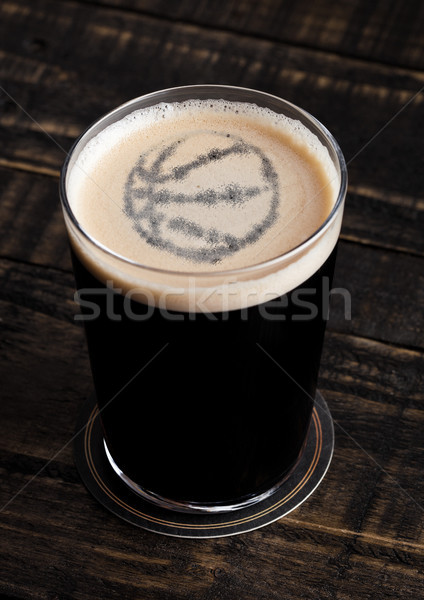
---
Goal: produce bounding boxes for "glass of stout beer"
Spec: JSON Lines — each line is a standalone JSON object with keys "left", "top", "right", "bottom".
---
{"left": 60, "top": 85, "right": 347, "bottom": 513}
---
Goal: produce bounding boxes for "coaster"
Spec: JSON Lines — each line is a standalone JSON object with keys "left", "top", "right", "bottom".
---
{"left": 74, "top": 392, "right": 334, "bottom": 538}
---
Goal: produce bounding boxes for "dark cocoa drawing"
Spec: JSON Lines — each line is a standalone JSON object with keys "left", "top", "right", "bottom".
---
{"left": 124, "top": 132, "right": 279, "bottom": 264}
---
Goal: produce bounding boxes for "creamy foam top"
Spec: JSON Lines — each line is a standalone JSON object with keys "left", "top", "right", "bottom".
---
{"left": 66, "top": 99, "right": 343, "bottom": 311}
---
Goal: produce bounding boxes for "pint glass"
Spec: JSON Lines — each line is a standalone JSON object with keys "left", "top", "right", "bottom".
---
{"left": 60, "top": 85, "right": 347, "bottom": 513}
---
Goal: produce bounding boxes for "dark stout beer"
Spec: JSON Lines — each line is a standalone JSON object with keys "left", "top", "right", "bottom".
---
{"left": 72, "top": 246, "right": 337, "bottom": 505}
{"left": 61, "top": 86, "right": 346, "bottom": 511}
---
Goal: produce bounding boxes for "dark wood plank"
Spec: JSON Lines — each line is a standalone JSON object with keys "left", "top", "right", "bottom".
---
{"left": 0, "top": 306, "right": 90, "bottom": 463}
{"left": 340, "top": 186, "right": 424, "bottom": 256}
{"left": 1, "top": 258, "right": 423, "bottom": 536}
{"left": 317, "top": 334, "right": 424, "bottom": 544}
{"left": 1, "top": 263, "right": 424, "bottom": 598}
{"left": 75, "top": 0, "right": 424, "bottom": 71}
{"left": 0, "top": 0, "right": 423, "bottom": 239}
{"left": 2, "top": 492, "right": 424, "bottom": 600}
{"left": 330, "top": 241, "right": 424, "bottom": 349}
{"left": 0, "top": 168, "right": 70, "bottom": 271}
{"left": 1, "top": 1, "right": 423, "bottom": 596}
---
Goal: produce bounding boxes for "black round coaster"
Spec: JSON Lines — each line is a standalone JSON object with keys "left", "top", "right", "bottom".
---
{"left": 74, "top": 392, "right": 334, "bottom": 538}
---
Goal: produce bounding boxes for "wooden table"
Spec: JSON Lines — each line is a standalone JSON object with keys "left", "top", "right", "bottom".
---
{"left": 1, "top": 1, "right": 423, "bottom": 598}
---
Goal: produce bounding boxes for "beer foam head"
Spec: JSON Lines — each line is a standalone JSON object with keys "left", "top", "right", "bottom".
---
{"left": 65, "top": 98, "right": 344, "bottom": 310}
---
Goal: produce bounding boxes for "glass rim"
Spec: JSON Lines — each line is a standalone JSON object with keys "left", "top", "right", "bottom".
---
{"left": 60, "top": 84, "right": 347, "bottom": 279}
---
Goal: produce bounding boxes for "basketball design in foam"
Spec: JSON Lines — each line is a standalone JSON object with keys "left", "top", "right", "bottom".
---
{"left": 123, "top": 131, "right": 280, "bottom": 265}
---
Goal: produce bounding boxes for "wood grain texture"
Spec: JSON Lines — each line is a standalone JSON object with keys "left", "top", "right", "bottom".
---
{"left": 330, "top": 242, "right": 424, "bottom": 349}
{"left": 1, "top": 1, "right": 423, "bottom": 264}
{"left": 0, "top": 0, "right": 423, "bottom": 200}
{"left": 0, "top": 259, "right": 423, "bottom": 536}
{"left": 1, "top": 0, "right": 424, "bottom": 598}
{"left": 0, "top": 262, "right": 423, "bottom": 598}
{"left": 0, "top": 168, "right": 70, "bottom": 270}
{"left": 339, "top": 186, "right": 424, "bottom": 257}
{"left": 75, "top": 0, "right": 424, "bottom": 71}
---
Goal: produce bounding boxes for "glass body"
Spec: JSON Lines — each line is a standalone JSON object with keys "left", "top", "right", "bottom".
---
{"left": 60, "top": 85, "right": 347, "bottom": 513}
